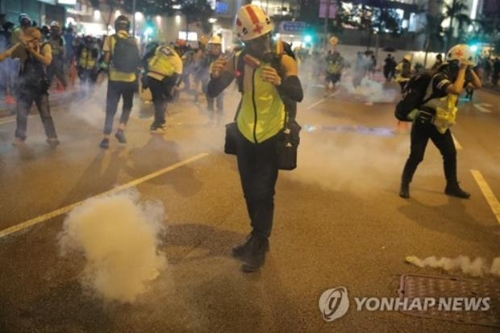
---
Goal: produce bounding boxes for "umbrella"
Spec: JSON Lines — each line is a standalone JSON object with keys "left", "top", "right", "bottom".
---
{"left": 383, "top": 47, "right": 396, "bottom": 52}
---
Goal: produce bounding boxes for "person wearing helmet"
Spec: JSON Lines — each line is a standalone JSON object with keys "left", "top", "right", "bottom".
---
{"left": 0, "top": 27, "right": 59, "bottom": 147}
{"left": 46, "top": 21, "right": 67, "bottom": 90}
{"left": 207, "top": 5, "right": 303, "bottom": 273}
{"left": 76, "top": 35, "right": 99, "bottom": 91}
{"left": 395, "top": 54, "right": 412, "bottom": 92}
{"left": 99, "top": 14, "right": 141, "bottom": 149}
{"left": 399, "top": 44, "right": 482, "bottom": 199}
{"left": 200, "top": 34, "right": 225, "bottom": 125}
{"left": 141, "top": 39, "right": 183, "bottom": 133}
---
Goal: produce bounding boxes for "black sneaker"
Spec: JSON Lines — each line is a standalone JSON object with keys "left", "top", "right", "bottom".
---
{"left": 150, "top": 125, "right": 166, "bottom": 134}
{"left": 115, "top": 130, "right": 127, "bottom": 144}
{"left": 241, "top": 236, "right": 269, "bottom": 273}
{"left": 99, "top": 138, "right": 109, "bottom": 149}
{"left": 445, "top": 182, "right": 470, "bottom": 199}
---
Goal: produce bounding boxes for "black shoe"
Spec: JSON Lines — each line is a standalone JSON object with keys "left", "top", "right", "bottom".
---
{"left": 99, "top": 138, "right": 109, "bottom": 149}
{"left": 241, "top": 236, "right": 269, "bottom": 273}
{"left": 232, "top": 233, "right": 254, "bottom": 259}
{"left": 445, "top": 182, "right": 470, "bottom": 199}
{"left": 115, "top": 130, "right": 127, "bottom": 144}
{"left": 399, "top": 182, "right": 410, "bottom": 199}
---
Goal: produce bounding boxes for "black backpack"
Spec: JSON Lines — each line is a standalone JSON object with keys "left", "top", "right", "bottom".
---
{"left": 111, "top": 35, "right": 140, "bottom": 73}
{"left": 395, "top": 72, "right": 435, "bottom": 122}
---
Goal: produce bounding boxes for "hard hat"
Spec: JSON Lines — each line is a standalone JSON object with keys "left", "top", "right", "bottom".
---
{"left": 446, "top": 44, "right": 476, "bottom": 66}
{"left": 403, "top": 54, "right": 412, "bottom": 62}
{"left": 208, "top": 35, "right": 222, "bottom": 44}
{"left": 50, "top": 21, "right": 60, "bottom": 28}
{"left": 199, "top": 35, "right": 208, "bottom": 45}
{"left": 114, "top": 15, "right": 130, "bottom": 32}
{"left": 18, "top": 13, "right": 31, "bottom": 26}
{"left": 329, "top": 36, "right": 338, "bottom": 46}
{"left": 235, "top": 5, "right": 274, "bottom": 41}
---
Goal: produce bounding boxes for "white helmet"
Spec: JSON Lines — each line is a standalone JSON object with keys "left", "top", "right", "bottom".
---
{"left": 208, "top": 35, "right": 222, "bottom": 44}
{"left": 235, "top": 5, "right": 274, "bottom": 41}
{"left": 50, "top": 21, "right": 60, "bottom": 28}
{"left": 446, "top": 44, "right": 475, "bottom": 66}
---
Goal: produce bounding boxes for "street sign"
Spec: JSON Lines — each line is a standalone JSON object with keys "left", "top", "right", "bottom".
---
{"left": 280, "top": 21, "right": 307, "bottom": 33}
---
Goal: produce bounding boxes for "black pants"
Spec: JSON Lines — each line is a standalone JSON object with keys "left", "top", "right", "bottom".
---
{"left": 147, "top": 77, "right": 168, "bottom": 126}
{"left": 401, "top": 121, "right": 457, "bottom": 184}
{"left": 236, "top": 129, "right": 279, "bottom": 238}
{"left": 103, "top": 80, "right": 135, "bottom": 135}
{"left": 15, "top": 87, "right": 57, "bottom": 140}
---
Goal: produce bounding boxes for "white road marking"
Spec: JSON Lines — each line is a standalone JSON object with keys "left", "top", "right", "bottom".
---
{"left": 452, "top": 134, "right": 462, "bottom": 150}
{"left": 471, "top": 170, "right": 500, "bottom": 225}
{"left": 306, "top": 98, "right": 326, "bottom": 110}
{"left": 0, "top": 152, "right": 209, "bottom": 239}
{"left": 474, "top": 104, "right": 492, "bottom": 113}
{"left": 0, "top": 116, "right": 16, "bottom": 125}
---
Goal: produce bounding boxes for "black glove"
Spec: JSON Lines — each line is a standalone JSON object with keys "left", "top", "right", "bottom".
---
{"left": 141, "top": 75, "right": 149, "bottom": 90}
{"left": 416, "top": 110, "right": 434, "bottom": 124}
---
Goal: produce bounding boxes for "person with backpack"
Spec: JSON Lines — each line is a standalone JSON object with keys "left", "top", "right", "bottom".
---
{"left": 207, "top": 4, "right": 303, "bottom": 273}
{"left": 399, "top": 44, "right": 482, "bottom": 199}
{"left": 46, "top": 21, "right": 67, "bottom": 91}
{"left": 141, "top": 40, "right": 183, "bottom": 133}
{"left": 0, "top": 27, "right": 59, "bottom": 147}
{"left": 99, "top": 15, "right": 141, "bottom": 149}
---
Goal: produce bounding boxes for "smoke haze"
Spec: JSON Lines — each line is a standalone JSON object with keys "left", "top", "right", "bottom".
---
{"left": 59, "top": 189, "right": 167, "bottom": 303}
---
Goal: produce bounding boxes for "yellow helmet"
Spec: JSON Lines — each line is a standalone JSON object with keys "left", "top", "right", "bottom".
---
{"left": 208, "top": 35, "right": 222, "bottom": 44}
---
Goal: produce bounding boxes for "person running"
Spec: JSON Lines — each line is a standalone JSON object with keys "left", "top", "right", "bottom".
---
{"left": 99, "top": 15, "right": 140, "bottom": 149}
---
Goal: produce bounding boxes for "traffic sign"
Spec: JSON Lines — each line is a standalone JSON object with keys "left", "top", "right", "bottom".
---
{"left": 280, "top": 21, "right": 307, "bottom": 33}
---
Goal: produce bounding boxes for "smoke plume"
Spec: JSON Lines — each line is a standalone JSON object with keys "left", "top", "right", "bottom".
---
{"left": 58, "top": 189, "right": 167, "bottom": 303}
{"left": 406, "top": 255, "right": 500, "bottom": 278}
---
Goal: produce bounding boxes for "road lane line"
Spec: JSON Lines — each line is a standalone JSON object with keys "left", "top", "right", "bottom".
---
{"left": 0, "top": 152, "right": 209, "bottom": 239}
{"left": 471, "top": 170, "right": 500, "bottom": 225}
{"left": 474, "top": 104, "right": 492, "bottom": 113}
{"left": 306, "top": 98, "right": 326, "bottom": 110}
{"left": 0, "top": 116, "right": 16, "bottom": 125}
{"left": 452, "top": 134, "right": 462, "bottom": 150}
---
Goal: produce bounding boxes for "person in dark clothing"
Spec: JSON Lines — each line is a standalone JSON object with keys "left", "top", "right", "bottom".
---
{"left": 208, "top": 5, "right": 303, "bottom": 273}
{"left": 46, "top": 21, "right": 67, "bottom": 90}
{"left": 75, "top": 35, "right": 99, "bottom": 90}
{"left": 399, "top": 44, "right": 482, "bottom": 199}
{"left": 0, "top": 27, "right": 59, "bottom": 147}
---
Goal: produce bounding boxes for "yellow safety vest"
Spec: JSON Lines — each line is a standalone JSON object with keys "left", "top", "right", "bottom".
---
{"left": 147, "top": 46, "right": 182, "bottom": 81}
{"left": 237, "top": 60, "right": 286, "bottom": 144}
{"left": 78, "top": 48, "right": 96, "bottom": 69}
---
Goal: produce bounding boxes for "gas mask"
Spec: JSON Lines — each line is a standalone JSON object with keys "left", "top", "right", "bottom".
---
{"left": 246, "top": 33, "right": 275, "bottom": 63}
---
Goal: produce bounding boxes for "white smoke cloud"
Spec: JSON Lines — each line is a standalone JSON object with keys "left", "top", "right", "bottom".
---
{"left": 58, "top": 189, "right": 167, "bottom": 303}
{"left": 405, "top": 255, "right": 500, "bottom": 278}
{"left": 339, "top": 74, "right": 399, "bottom": 104}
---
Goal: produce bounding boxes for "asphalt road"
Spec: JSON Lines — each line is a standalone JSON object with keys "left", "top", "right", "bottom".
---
{"left": 0, "top": 79, "right": 499, "bottom": 333}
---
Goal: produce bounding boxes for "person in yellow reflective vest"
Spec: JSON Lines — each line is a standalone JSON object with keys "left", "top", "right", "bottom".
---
{"left": 142, "top": 41, "right": 183, "bottom": 133}
{"left": 75, "top": 35, "right": 98, "bottom": 89}
{"left": 208, "top": 5, "right": 303, "bottom": 273}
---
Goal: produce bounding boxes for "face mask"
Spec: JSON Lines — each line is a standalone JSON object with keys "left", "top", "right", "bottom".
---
{"left": 246, "top": 33, "right": 274, "bottom": 62}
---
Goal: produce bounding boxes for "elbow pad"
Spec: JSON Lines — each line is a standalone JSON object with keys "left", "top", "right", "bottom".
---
{"left": 277, "top": 75, "right": 303, "bottom": 102}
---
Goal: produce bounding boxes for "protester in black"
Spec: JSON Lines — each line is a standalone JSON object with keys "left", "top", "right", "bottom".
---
{"left": 400, "top": 44, "right": 482, "bottom": 199}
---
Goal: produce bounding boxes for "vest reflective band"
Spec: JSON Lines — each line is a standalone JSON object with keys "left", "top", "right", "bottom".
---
{"left": 147, "top": 46, "right": 176, "bottom": 77}
{"left": 237, "top": 64, "right": 285, "bottom": 143}
{"left": 78, "top": 48, "right": 96, "bottom": 69}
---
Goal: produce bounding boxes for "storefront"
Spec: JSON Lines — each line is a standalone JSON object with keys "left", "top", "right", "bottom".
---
{"left": 0, "top": 0, "right": 65, "bottom": 27}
